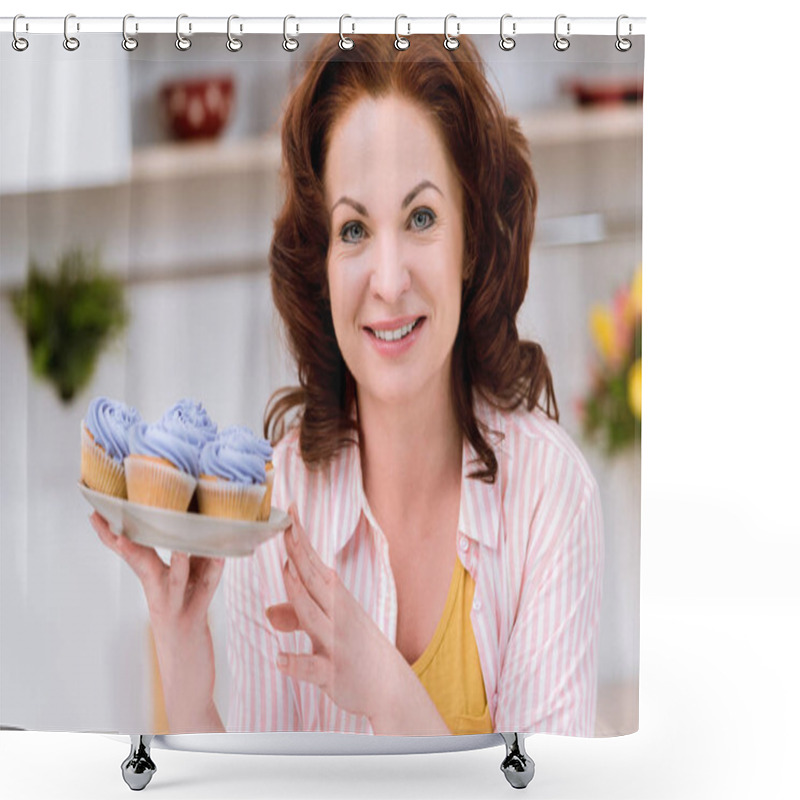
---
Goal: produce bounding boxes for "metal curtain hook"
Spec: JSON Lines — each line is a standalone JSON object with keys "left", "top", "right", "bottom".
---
{"left": 444, "top": 14, "right": 459, "bottom": 50}
{"left": 175, "top": 13, "right": 191, "bottom": 51}
{"left": 63, "top": 13, "right": 80, "bottom": 51}
{"left": 227, "top": 14, "right": 243, "bottom": 51}
{"left": 394, "top": 15, "right": 410, "bottom": 50}
{"left": 553, "top": 14, "right": 570, "bottom": 51}
{"left": 12, "top": 14, "right": 29, "bottom": 51}
{"left": 122, "top": 14, "right": 138, "bottom": 51}
{"left": 616, "top": 14, "right": 632, "bottom": 51}
{"left": 283, "top": 15, "right": 299, "bottom": 51}
{"left": 339, "top": 15, "right": 354, "bottom": 50}
{"left": 499, "top": 14, "right": 516, "bottom": 51}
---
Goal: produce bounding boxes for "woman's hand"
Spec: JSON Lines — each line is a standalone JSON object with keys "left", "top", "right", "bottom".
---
{"left": 90, "top": 511, "right": 225, "bottom": 733}
{"left": 266, "top": 504, "right": 449, "bottom": 734}
{"left": 265, "top": 504, "right": 401, "bottom": 720}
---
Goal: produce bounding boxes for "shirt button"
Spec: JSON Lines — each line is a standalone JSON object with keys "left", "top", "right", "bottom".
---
{"left": 459, "top": 536, "right": 469, "bottom": 552}
{"left": 472, "top": 598, "right": 482, "bottom": 612}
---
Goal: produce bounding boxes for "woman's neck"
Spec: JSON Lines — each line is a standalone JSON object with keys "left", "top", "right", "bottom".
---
{"left": 357, "top": 373, "right": 463, "bottom": 532}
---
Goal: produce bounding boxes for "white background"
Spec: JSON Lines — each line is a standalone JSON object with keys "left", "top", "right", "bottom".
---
{"left": 1, "top": 1, "right": 798, "bottom": 798}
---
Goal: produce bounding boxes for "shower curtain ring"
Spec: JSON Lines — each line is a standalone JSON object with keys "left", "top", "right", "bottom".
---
{"left": 615, "top": 15, "right": 632, "bottom": 51}
{"left": 175, "top": 14, "right": 191, "bottom": 51}
{"left": 12, "top": 15, "right": 29, "bottom": 52}
{"left": 63, "top": 13, "right": 80, "bottom": 51}
{"left": 283, "top": 15, "right": 299, "bottom": 51}
{"left": 122, "top": 14, "right": 138, "bottom": 51}
{"left": 339, "top": 15, "right": 354, "bottom": 50}
{"left": 499, "top": 14, "right": 516, "bottom": 51}
{"left": 227, "top": 15, "right": 243, "bottom": 52}
{"left": 553, "top": 14, "right": 570, "bottom": 51}
{"left": 394, "top": 15, "right": 410, "bottom": 50}
{"left": 443, "top": 14, "right": 459, "bottom": 50}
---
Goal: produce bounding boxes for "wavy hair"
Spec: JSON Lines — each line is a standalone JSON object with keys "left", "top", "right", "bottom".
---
{"left": 265, "top": 33, "right": 558, "bottom": 483}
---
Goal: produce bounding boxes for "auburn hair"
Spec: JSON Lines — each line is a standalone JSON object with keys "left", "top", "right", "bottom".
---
{"left": 265, "top": 33, "right": 558, "bottom": 483}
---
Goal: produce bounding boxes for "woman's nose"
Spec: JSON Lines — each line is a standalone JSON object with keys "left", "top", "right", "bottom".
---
{"left": 369, "top": 235, "right": 410, "bottom": 304}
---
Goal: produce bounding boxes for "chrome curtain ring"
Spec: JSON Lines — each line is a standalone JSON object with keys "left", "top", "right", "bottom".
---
{"left": 394, "top": 15, "right": 410, "bottom": 50}
{"left": 12, "top": 14, "right": 29, "bottom": 52}
{"left": 227, "top": 15, "right": 243, "bottom": 52}
{"left": 175, "top": 13, "right": 191, "bottom": 51}
{"left": 616, "top": 14, "right": 632, "bottom": 51}
{"left": 339, "top": 15, "right": 354, "bottom": 50}
{"left": 444, "top": 14, "right": 460, "bottom": 50}
{"left": 553, "top": 14, "right": 570, "bottom": 51}
{"left": 63, "top": 13, "right": 80, "bottom": 51}
{"left": 283, "top": 15, "right": 299, "bottom": 51}
{"left": 499, "top": 14, "right": 516, "bottom": 51}
{"left": 122, "top": 14, "right": 138, "bottom": 51}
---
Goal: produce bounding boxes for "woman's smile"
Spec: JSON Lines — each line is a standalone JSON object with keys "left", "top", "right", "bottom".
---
{"left": 363, "top": 316, "right": 427, "bottom": 356}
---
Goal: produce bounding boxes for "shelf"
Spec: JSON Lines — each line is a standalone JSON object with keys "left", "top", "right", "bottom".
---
{"left": 131, "top": 134, "right": 283, "bottom": 184}
{"left": 129, "top": 104, "right": 642, "bottom": 185}
{"left": 0, "top": 105, "right": 641, "bottom": 194}
{"left": 519, "top": 103, "right": 642, "bottom": 147}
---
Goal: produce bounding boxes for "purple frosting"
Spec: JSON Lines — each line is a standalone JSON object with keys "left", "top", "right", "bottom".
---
{"left": 199, "top": 433, "right": 268, "bottom": 485}
{"left": 127, "top": 421, "right": 201, "bottom": 477}
{"left": 217, "top": 424, "right": 273, "bottom": 463}
{"left": 159, "top": 398, "right": 218, "bottom": 448}
{"left": 84, "top": 396, "right": 142, "bottom": 464}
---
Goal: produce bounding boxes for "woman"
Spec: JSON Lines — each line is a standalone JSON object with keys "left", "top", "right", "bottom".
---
{"left": 93, "top": 33, "right": 603, "bottom": 737}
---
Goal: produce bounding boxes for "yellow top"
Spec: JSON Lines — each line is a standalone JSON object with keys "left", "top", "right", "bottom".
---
{"left": 411, "top": 558, "right": 494, "bottom": 735}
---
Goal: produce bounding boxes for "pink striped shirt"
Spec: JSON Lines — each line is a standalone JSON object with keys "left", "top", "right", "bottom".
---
{"left": 224, "top": 394, "right": 604, "bottom": 735}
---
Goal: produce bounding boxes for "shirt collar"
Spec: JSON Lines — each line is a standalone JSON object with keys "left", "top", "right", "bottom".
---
{"left": 331, "top": 395, "right": 503, "bottom": 556}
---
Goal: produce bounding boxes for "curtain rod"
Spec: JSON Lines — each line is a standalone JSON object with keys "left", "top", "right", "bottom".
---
{"left": 0, "top": 16, "right": 646, "bottom": 37}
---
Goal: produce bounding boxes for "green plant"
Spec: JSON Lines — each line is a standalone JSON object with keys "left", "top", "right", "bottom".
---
{"left": 9, "top": 247, "right": 129, "bottom": 403}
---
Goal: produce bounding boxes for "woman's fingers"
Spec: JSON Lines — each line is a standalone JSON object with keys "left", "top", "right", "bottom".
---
{"left": 289, "top": 504, "right": 331, "bottom": 578}
{"left": 91, "top": 513, "right": 225, "bottom": 617}
{"left": 285, "top": 505, "right": 334, "bottom": 615}
{"left": 266, "top": 603, "right": 300, "bottom": 632}
{"left": 283, "top": 556, "right": 333, "bottom": 652}
{"left": 90, "top": 512, "right": 165, "bottom": 591}
{"left": 276, "top": 651, "right": 331, "bottom": 691}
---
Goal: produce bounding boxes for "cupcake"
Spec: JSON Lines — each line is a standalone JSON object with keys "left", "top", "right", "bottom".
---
{"left": 124, "top": 421, "right": 200, "bottom": 511}
{"left": 196, "top": 430, "right": 268, "bottom": 521}
{"left": 159, "top": 397, "right": 218, "bottom": 449}
{"left": 217, "top": 425, "right": 274, "bottom": 521}
{"left": 81, "top": 396, "right": 142, "bottom": 498}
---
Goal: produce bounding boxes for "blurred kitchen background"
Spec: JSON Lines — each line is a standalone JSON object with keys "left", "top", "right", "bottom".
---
{"left": 0, "top": 33, "right": 642, "bottom": 736}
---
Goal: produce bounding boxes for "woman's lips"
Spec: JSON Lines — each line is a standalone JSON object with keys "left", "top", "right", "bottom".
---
{"left": 363, "top": 316, "right": 426, "bottom": 356}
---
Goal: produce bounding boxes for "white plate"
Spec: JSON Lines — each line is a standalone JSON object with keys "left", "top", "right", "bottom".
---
{"left": 78, "top": 481, "right": 290, "bottom": 557}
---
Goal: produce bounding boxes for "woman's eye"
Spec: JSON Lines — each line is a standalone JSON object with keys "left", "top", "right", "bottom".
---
{"left": 341, "top": 221, "right": 366, "bottom": 244}
{"left": 410, "top": 208, "right": 435, "bottom": 231}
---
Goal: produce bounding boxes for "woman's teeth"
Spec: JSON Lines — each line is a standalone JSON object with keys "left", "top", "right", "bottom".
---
{"left": 372, "top": 319, "right": 420, "bottom": 342}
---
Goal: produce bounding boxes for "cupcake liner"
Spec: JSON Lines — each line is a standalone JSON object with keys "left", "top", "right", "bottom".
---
{"left": 197, "top": 476, "right": 267, "bottom": 521}
{"left": 81, "top": 421, "right": 127, "bottom": 499}
{"left": 124, "top": 454, "right": 197, "bottom": 512}
{"left": 257, "top": 464, "right": 275, "bottom": 521}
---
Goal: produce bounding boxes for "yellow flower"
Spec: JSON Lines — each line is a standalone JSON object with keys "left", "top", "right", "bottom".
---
{"left": 628, "top": 358, "right": 642, "bottom": 418}
{"left": 590, "top": 305, "right": 616, "bottom": 364}
{"left": 626, "top": 264, "right": 642, "bottom": 320}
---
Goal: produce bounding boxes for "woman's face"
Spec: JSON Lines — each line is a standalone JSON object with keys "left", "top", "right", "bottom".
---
{"left": 324, "top": 93, "right": 464, "bottom": 410}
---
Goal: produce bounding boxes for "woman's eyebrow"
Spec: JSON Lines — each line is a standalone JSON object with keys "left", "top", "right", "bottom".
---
{"left": 330, "top": 196, "right": 368, "bottom": 218}
{"left": 401, "top": 179, "right": 443, "bottom": 209}
{"left": 329, "top": 180, "right": 443, "bottom": 218}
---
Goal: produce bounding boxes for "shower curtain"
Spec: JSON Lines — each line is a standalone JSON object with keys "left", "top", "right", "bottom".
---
{"left": 0, "top": 24, "right": 643, "bottom": 739}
